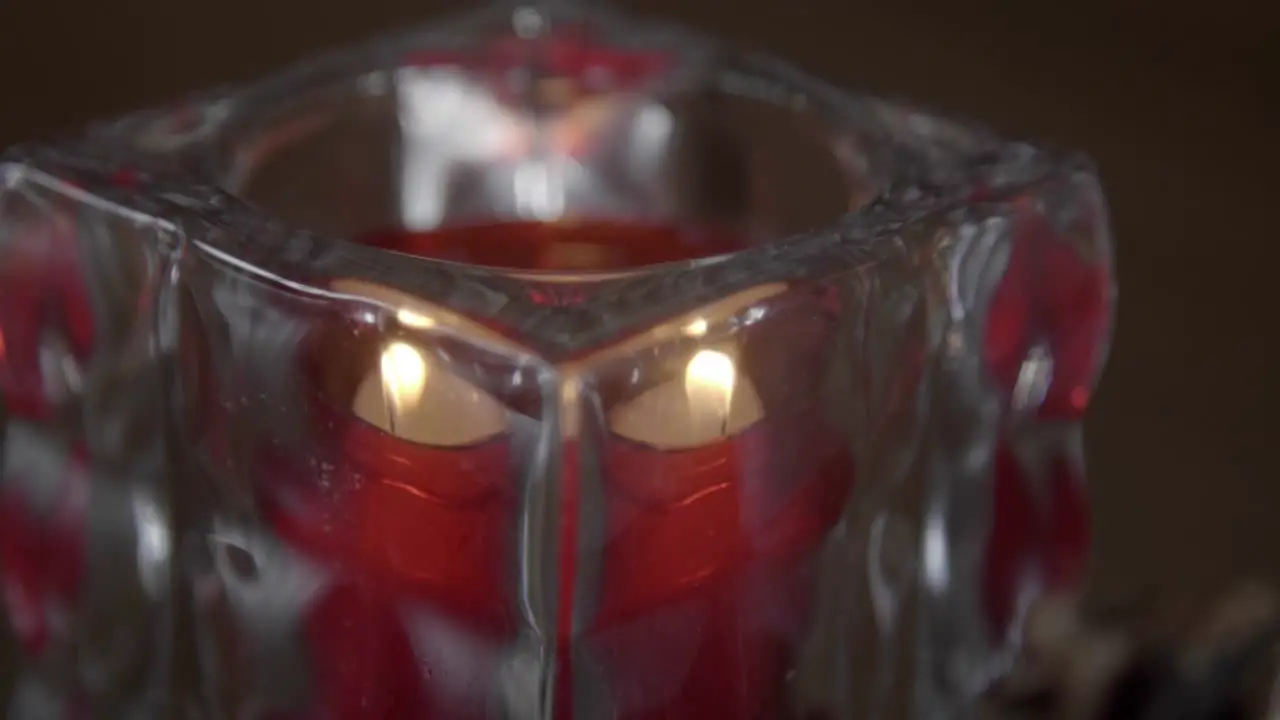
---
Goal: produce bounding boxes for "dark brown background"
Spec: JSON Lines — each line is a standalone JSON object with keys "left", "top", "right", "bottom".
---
{"left": 1, "top": 0, "right": 1276, "bottom": 611}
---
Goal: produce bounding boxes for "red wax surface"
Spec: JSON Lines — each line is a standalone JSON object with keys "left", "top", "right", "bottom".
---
{"left": 262, "top": 400, "right": 518, "bottom": 719}
{"left": 357, "top": 220, "right": 751, "bottom": 272}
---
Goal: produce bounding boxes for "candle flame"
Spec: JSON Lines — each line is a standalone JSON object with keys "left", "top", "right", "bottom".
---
{"left": 380, "top": 341, "right": 428, "bottom": 430}
{"left": 683, "top": 317, "right": 708, "bottom": 337}
{"left": 684, "top": 349, "right": 737, "bottom": 436}
{"left": 396, "top": 307, "right": 435, "bottom": 329}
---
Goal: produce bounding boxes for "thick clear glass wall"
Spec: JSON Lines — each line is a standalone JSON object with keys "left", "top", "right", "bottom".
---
{"left": 0, "top": 3, "right": 1113, "bottom": 719}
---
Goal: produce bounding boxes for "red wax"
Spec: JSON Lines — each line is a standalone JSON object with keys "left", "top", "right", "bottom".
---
{"left": 0, "top": 211, "right": 1104, "bottom": 717}
{"left": 0, "top": 161, "right": 1103, "bottom": 713}
{"left": 243, "top": 220, "right": 856, "bottom": 718}
{"left": 585, "top": 410, "right": 853, "bottom": 719}
{"left": 238, "top": 215, "right": 864, "bottom": 719}
{"left": 36, "top": 211, "right": 1093, "bottom": 717}
{"left": 259, "top": 357, "right": 519, "bottom": 718}
{"left": 357, "top": 220, "right": 750, "bottom": 272}
{"left": 276, "top": 404, "right": 515, "bottom": 615}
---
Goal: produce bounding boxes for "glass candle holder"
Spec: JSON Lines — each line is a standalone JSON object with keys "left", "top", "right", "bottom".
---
{"left": 0, "top": 2, "right": 1113, "bottom": 718}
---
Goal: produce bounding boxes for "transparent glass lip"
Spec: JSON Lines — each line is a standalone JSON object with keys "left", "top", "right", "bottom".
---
{"left": 206, "top": 25, "right": 888, "bottom": 278}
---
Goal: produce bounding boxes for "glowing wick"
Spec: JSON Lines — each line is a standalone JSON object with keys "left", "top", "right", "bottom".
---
{"left": 379, "top": 341, "right": 428, "bottom": 434}
{"left": 684, "top": 349, "right": 737, "bottom": 437}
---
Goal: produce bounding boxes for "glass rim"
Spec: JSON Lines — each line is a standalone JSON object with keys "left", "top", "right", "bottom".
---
{"left": 0, "top": 2, "right": 1099, "bottom": 356}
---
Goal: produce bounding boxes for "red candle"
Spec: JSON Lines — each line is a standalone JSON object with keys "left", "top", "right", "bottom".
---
{"left": 258, "top": 300, "right": 522, "bottom": 719}
{"left": 244, "top": 219, "right": 855, "bottom": 719}
{"left": 582, "top": 410, "right": 852, "bottom": 718}
{"left": 567, "top": 286, "right": 848, "bottom": 718}
{"left": 0, "top": 206, "right": 1105, "bottom": 717}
